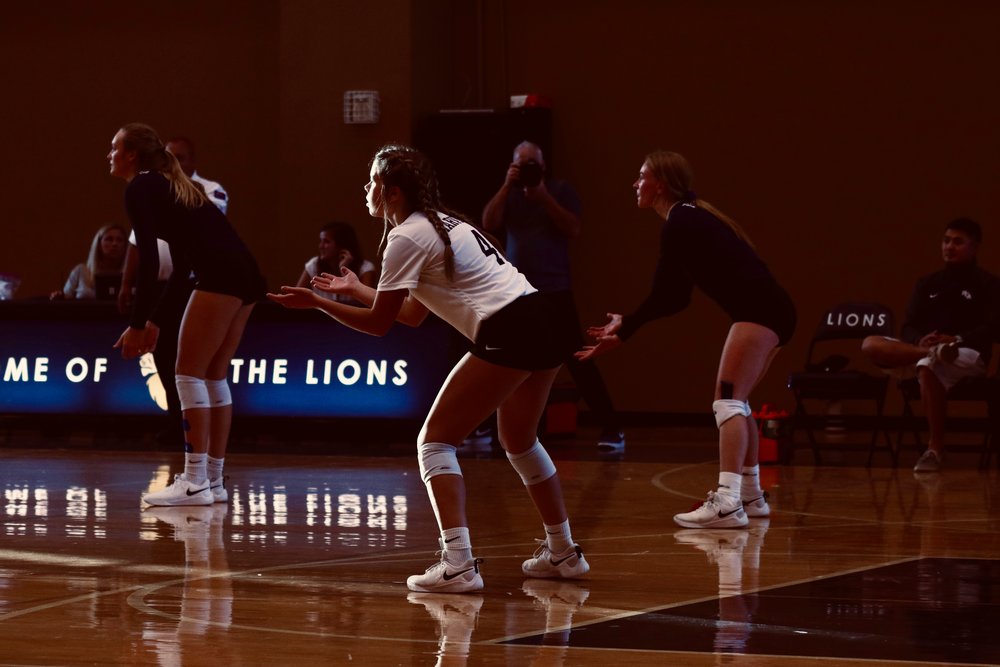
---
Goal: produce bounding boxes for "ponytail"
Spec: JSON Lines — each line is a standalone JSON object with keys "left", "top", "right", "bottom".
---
{"left": 119, "top": 123, "right": 209, "bottom": 210}
{"left": 647, "top": 150, "right": 754, "bottom": 248}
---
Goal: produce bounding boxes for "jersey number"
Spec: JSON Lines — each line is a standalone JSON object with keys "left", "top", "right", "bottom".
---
{"left": 470, "top": 228, "right": 505, "bottom": 266}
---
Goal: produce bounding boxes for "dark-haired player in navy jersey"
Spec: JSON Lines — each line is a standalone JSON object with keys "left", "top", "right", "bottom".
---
{"left": 578, "top": 150, "right": 796, "bottom": 529}
{"left": 108, "top": 122, "right": 265, "bottom": 507}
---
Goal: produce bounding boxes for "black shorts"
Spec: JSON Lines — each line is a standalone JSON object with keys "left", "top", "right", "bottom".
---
{"left": 195, "top": 252, "right": 267, "bottom": 305}
{"left": 472, "top": 292, "right": 575, "bottom": 371}
{"left": 731, "top": 284, "right": 797, "bottom": 347}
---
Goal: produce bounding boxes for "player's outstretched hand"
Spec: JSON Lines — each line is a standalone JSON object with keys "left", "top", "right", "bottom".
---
{"left": 575, "top": 335, "right": 622, "bottom": 361}
{"left": 585, "top": 313, "right": 623, "bottom": 339}
{"left": 576, "top": 313, "right": 624, "bottom": 361}
{"left": 312, "top": 268, "right": 358, "bottom": 296}
{"left": 267, "top": 286, "right": 319, "bottom": 310}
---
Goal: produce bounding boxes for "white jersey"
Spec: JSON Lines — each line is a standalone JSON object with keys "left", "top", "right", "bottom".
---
{"left": 192, "top": 172, "right": 228, "bottom": 215}
{"left": 378, "top": 211, "right": 535, "bottom": 341}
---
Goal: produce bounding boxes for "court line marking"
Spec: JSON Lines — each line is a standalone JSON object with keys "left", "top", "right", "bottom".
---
{"left": 480, "top": 556, "right": 924, "bottom": 644}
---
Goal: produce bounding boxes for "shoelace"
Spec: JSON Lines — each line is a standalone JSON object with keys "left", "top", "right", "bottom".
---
{"left": 531, "top": 538, "right": 551, "bottom": 559}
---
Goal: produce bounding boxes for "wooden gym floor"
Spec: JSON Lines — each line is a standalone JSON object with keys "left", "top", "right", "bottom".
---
{"left": 1, "top": 427, "right": 998, "bottom": 666}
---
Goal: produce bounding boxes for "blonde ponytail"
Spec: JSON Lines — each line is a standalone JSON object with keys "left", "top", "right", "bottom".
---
{"left": 120, "top": 123, "right": 209, "bottom": 210}
{"left": 163, "top": 150, "right": 208, "bottom": 209}
{"left": 647, "top": 150, "right": 754, "bottom": 248}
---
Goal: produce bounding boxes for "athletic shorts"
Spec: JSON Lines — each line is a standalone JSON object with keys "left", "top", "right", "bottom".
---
{"left": 195, "top": 252, "right": 267, "bottom": 305}
{"left": 730, "top": 284, "right": 797, "bottom": 347}
{"left": 471, "top": 292, "right": 574, "bottom": 371}
{"left": 878, "top": 337, "right": 986, "bottom": 390}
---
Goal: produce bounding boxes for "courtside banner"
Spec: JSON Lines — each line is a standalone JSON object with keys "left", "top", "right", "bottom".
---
{"left": 0, "top": 302, "right": 455, "bottom": 418}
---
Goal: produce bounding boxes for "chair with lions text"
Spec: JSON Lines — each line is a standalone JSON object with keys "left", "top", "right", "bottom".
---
{"left": 787, "top": 302, "right": 896, "bottom": 465}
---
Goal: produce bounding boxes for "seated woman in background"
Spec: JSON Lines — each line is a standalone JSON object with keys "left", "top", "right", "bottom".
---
{"left": 51, "top": 224, "right": 127, "bottom": 299}
{"left": 296, "top": 221, "right": 377, "bottom": 302}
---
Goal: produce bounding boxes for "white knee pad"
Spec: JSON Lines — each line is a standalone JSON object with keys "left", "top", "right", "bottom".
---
{"left": 713, "top": 399, "right": 751, "bottom": 427}
{"left": 506, "top": 439, "right": 557, "bottom": 486}
{"left": 418, "top": 442, "right": 462, "bottom": 483}
{"left": 175, "top": 374, "right": 210, "bottom": 410}
{"left": 205, "top": 379, "right": 232, "bottom": 407}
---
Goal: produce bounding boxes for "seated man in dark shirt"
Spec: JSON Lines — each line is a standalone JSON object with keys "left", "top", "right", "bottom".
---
{"left": 862, "top": 218, "right": 1000, "bottom": 472}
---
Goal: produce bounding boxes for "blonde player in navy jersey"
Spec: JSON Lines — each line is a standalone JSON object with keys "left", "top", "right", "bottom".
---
{"left": 579, "top": 150, "right": 796, "bottom": 529}
{"left": 268, "top": 145, "right": 589, "bottom": 593}
{"left": 110, "top": 123, "right": 265, "bottom": 508}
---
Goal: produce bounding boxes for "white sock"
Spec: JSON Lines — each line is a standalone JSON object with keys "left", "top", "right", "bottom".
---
{"left": 717, "top": 471, "right": 742, "bottom": 504}
{"left": 441, "top": 527, "right": 473, "bottom": 564}
{"left": 207, "top": 456, "right": 225, "bottom": 481}
{"left": 544, "top": 519, "right": 574, "bottom": 554}
{"left": 741, "top": 465, "right": 763, "bottom": 501}
{"left": 184, "top": 454, "right": 207, "bottom": 484}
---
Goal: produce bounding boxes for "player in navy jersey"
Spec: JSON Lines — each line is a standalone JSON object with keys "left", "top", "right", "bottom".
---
{"left": 578, "top": 150, "right": 796, "bottom": 529}
{"left": 269, "top": 145, "right": 589, "bottom": 593}
{"left": 108, "top": 123, "right": 265, "bottom": 507}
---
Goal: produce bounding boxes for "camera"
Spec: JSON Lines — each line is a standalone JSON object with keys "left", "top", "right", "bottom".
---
{"left": 516, "top": 159, "right": 543, "bottom": 187}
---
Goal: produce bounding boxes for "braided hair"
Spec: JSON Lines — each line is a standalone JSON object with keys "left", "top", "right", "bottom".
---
{"left": 371, "top": 144, "right": 466, "bottom": 280}
{"left": 119, "top": 123, "right": 208, "bottom": 210}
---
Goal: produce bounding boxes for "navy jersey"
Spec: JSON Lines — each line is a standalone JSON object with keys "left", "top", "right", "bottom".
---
{"left": 901, "top": 262, "right": 1000, "bottom": 359}
{"left": 619, "top": 203, "right": 795, "bottom": 344}
{"left": 125, "top": 171, "right": 262, "bottom": 328}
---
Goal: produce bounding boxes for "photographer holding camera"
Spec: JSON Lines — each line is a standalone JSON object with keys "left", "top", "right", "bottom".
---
{"left": 482, "top": 140, "right": 625, "bottom": 451}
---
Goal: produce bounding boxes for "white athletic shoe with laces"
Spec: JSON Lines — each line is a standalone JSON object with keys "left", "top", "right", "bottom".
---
{"left": 741, "top": 492, "right": 771, "bottom": 518}
{"left": 143, "top": 473, "right": 213, "bottom": 507}
{"left": 673, "top": 489, "right": 748, "bottom": 528}
{"left": 407, "top": 556, "right": 484, "bottom": 593}
{"left": 521, "top": 541, "right": 590, "bottom": 579}
{"left": 210, "top": 476, "right": 229, "bottom": 503}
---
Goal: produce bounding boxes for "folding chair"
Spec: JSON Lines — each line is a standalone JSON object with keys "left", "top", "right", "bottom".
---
{"left": 787, "top": 302, "right": 895, "bottom": 465}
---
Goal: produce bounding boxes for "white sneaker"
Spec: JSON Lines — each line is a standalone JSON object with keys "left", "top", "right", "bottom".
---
{"left": 522, "top": 541, "right": 590, "bottom": 579}
{"left": 407, "top": 556, "right": 484, "bottom": 593}
{"left": 673, "top": 490, "right": 748, "bottom": 528}
{"left": 210, "top": 476, "right": 229, "bottom": 504}
{"left": 742, "top": 492, "right": 771, "bottom": 518}
{"left": 143, "top": 473, "right": 213, "bottom": 507}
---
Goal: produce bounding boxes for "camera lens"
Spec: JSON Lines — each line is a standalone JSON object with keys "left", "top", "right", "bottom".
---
{"left": 518, "top": 160, "right": 543, "bottom": 187}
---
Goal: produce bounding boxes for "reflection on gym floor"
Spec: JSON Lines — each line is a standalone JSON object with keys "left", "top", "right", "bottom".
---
{"left": 2, "top": 441, "right": 998, "bottom": 666}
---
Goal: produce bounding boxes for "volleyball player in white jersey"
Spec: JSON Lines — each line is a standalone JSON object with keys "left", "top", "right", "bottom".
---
{"left": 268, "top": 145, "right": 589, "bottom": 593}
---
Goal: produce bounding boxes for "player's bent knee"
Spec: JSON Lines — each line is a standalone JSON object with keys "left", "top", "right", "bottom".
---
{"left": 175, "top": 374, "right": 210, "bottom": 411}
{"left": 506, "top": 439, "right": 557, "bottom": 486}
{"left": 205, "top": 379, "right": 232, "bottom": 407}
{"left": 418, "top": 442, "right": 462, "bottom": 483}
{"left": 713, "top": 399, "right": 751, "bottom": 428}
